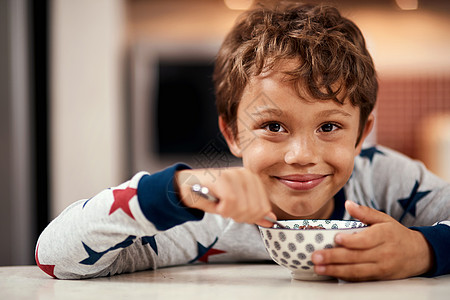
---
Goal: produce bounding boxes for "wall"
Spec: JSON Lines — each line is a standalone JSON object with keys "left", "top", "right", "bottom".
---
{"left": 0, "top": 0, "right": 34, "bottom": 265}
{"left": 350, "top": 7, "right": 450, "bottom": 180}
{"left": 350, "top": 7, "right": 450, "bottom": 75}
{"left": 51, "top": 0, "right": 126, "bottom": 217}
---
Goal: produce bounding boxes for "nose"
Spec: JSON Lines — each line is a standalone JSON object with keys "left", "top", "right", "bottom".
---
{"left": 284, "top": 135, "right": 318, "bottom": 166}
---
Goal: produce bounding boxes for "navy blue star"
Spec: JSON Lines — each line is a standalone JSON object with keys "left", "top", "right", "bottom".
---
{"left": 82, "top": 197, "right": 92, "bottom": 209}
{"left": 398, "top": 181, "right": 431, "bottom": 223}
{"left": 83, "top": 188, "right": 111, "bottom": 209}
{"left": 360, "top": 147, "right": 384, "bottom": 163}
{"left": 142, "top": 236, "right": 158, "bottom": 255}
{"left": 80, "top": 235, "right": 136, "bottom": 265}
{"left": 80, "top": 242, "right": 104, "bottom": 265}
{"left": 188, "top": 237, "right": 219, "bottom": 263}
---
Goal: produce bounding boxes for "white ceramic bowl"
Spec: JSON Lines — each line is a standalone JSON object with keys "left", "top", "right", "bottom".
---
{"left": 258, "top": 220, "right": 367, "bottom": 281}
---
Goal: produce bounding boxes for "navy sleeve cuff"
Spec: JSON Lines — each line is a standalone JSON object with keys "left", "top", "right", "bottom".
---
{"left": 137, "top": 163, "right": 204, "bottom": 231}
{"left": 410, "top": 224, "right": 450, "bottom": 277}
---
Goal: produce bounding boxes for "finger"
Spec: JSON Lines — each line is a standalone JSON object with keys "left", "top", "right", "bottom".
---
{"left": 345, "top": 200, "right": 392, "bottom": 225}
{"left": 214, "top": 186, "right": 266, "bottom": 223}
{"left": 215, "top": 195, "right": 245, "bottom": 220}
{"left": 334, "top": 225, "right": 385, "bottom": 249}
{"left": 312, "top": 246, "right": 378, "bottom": 265}
{"left": 314, "top": 262, "right": 380, "bottom": 282}
{"left": 221, "top": 174, "right": 271, "bottom": 223}
{"left": 255, "top": 217, "right": 276, "bottom": 228}
{"left": 255, "top": 212, "right": 278, "bottom": 228}
{"left": 187, "top": 193, "right": 219, "bottom": 212}
{"left": 231, "top": 201, "right": 273, "bottom": 224}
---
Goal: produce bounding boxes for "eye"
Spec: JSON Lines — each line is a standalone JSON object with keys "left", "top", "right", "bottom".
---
{"left": 318, "top": 123, "right": 340, "bottom": 133}
{"left": 264, "top": 122, "right": 286, "bottom": 133}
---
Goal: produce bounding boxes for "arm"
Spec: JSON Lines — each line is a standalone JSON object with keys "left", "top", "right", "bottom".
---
{"left": 36, "top": 164, "right": 275, "bottom": 279}
{"left": 312, "top": 146, "right": 450, "bottom": 281}
{"left": 35, "top": 164, "right": 205, "bottom": 279}
{"left": 312, "top": 201, "right": 443, "bottom": 281}
{"left": 410, "top": 221, "right": 450, "bottom": 277}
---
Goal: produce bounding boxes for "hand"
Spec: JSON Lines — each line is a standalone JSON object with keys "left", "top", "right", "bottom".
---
{"left": 175, "top": 167, "right": 276, "bottom": 227}
{"left": 311, "top": 200, "right": 434, "bottom": 281}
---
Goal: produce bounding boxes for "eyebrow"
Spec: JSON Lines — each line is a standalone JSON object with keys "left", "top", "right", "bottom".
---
{"left": 250, "top": 107, "right": 284, "bottom": 118}
{"left": 316, "top": 109, "right": 352, "bottom": 118}
{"left": 249, "top": 107, "right": 352, "bottom": 120}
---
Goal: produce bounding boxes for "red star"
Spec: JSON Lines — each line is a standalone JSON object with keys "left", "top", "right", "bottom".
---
{"left": 35, "top": 243, "right": 56, "bottom": 278}
{"left": 198, "top": 248, "right": 226, "bottom": 263}
{"left": 109, "top": 187, "right": 137, "bottom": 219}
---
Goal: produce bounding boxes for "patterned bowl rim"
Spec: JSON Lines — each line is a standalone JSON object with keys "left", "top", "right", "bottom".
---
{"left": 258, "top": 219, "right": 368, "bottom": 231}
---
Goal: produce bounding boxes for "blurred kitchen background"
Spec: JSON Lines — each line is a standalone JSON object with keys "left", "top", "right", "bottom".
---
{"left": 0, "top": 0, "right": 449, "bottom": 266}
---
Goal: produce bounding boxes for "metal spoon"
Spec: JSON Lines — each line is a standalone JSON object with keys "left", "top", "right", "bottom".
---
{"left": 191, "top": 183, "right": 286, "bottom": 229}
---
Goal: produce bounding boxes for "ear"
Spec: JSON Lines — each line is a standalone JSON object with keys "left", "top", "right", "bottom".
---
{"left": 355, "top": 113, "right": 375, "bottom": 155}
{"left": 219, "top": 116, "right": 242, "bottom": 158}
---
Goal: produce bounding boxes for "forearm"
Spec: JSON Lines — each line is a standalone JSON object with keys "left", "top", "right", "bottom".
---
{"left": 410, "top": 222, "right": 450, "bottom": 277}
{"left": 35, "top": 164, "right": 205, "bottom": 279}
{"left": 35, "top": 172, "right": 158, "bottom": 279}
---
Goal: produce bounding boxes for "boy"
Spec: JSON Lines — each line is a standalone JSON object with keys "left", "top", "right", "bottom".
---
{"left": 36, "top": 3, "right": 449, "bottom": 281}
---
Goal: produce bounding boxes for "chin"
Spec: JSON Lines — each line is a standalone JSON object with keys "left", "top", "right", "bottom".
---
{"left": 274, "top": 195, "right": 334, "bottom": 219}
{"left": 275, "top": 203, "right": 318, "bottom": 220}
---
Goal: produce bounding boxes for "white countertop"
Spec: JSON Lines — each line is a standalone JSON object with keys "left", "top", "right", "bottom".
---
{"left": 1, "top": 264, "right": 449, "bottom": 300}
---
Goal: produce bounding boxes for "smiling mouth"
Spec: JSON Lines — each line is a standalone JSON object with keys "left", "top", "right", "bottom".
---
{"left": 274, "top": 174, "right": 328, "bottom": 191}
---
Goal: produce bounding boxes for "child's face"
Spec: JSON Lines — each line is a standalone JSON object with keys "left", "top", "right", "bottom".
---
{"left": 221, "top": 64, "right": 373, "bottom": 220}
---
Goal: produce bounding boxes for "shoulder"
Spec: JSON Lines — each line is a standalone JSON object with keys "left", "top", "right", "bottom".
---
{"left": 350, "top": 144, "right": 446, "bottom": 198}
{"left": 348, "top": 145, "right": 450, "bottom": 224}
{"left": 356, "top": 145, "right": 419, "bottom": 169}
{"left": 353, "top": 145, "right": 429, "bottom": 184}
{"left": 354, "top": 145, "right": 448, "bottom": 187}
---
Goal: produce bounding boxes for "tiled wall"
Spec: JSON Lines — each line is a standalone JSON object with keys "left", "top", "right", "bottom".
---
{"left": 376, "top": 74, "right": 450, "bottom": 160}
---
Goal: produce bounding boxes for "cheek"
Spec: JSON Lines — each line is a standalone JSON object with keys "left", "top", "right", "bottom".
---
{"left": 241, "top": 140, "right": 277, "bottom": 171}
{"left": 322, "top": 142, "right": 356, "bottom": 174}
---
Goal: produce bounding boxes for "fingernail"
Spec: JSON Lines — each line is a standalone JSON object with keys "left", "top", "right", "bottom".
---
{"left": 346, "top": 200, "right": 359, "bottom": 208}
{"left": 313, "top": 253, "right": 323, "bottom": 263}
{"left": 335, "top": 234, "right": 343, "bottom": 244}
{"left": 315, "top": 265, "right": 326, "bottom": 274}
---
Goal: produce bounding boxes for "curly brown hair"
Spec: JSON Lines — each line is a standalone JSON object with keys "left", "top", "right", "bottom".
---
{"left": 213, "top": 2, "right": 378, "bottom": 145}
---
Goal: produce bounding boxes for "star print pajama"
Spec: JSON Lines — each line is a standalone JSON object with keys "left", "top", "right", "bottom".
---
{"left": 35, "top": 145, "right": 450, "bottom": 279}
